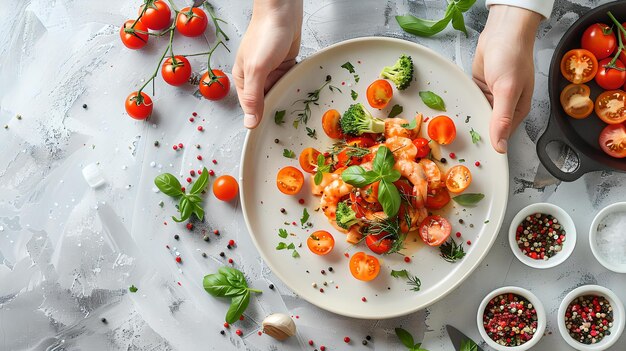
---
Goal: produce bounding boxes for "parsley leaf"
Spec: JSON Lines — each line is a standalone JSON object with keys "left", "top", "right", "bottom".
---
{"left": 306, "top": 127, "right": 317, "bottom": 139}
{"left": 391, "top": 269, "right": 410, "bottom": 279}
{"left": 283, "top": 149, "right": 296, "bottom": 158}
{"left": 470, "top": 128, "right": 481, "bottom": 144}
{"left": 278, "top": 228, "right": 288, "bottom": 239}
{"left": 129, "top": 285, "right": 138, "bottom": 293}
{"left": 341, "top": 61, "right": 355, "bottom": 73}
{"left": 351, "top": 90, "right": 358, "bottom": 101}
{"left": 274, "top": 110, "right": 286, "bottom": 125}
{"left": 300, "top": 208, "right": 310, "bottom": 227}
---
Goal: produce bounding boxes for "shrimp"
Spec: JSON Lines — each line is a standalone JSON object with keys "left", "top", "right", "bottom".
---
{"left": 384, "top": 115, "right": 423, "bottom": 139}
{"left": 346, "top": 225, "right": 363, "bottom": 244}
{"left": 419, "top": 159, "right": 442, "bottom": 190}
{"left": 310, "top": 172, "right": 340, "bottom": 196}
{"left": 320, "top": 178, "right": 353, "bottom": 221}
{"left": 394, "top": 159, "right": 428, "bottom": 222}
{"left": 386, "top": 136, "right": 417, "bottom": 160}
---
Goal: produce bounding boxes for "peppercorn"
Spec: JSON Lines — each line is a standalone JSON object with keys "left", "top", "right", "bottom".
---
{"left": 459, "top": 219, "right": 464, "bottom": 224}
{"left": 516, "top": 212, "right": 566, "bottom": 261}
{"left": 175, "top": 256, "right": 182, "bottom": 263}
{"left": 344, "top": 336, "right": 351, "bottom": 343}
{"left": 101, "top": 317, "right": 107, "bottom": 324}
{"left": 280, "top": 208, "right": 286, "bottom": 214}
{"left": 236, "top": 329, "right": 242, "bottom": 336}
{"left": 82, "top": 104, "right": 87, "bottom": 109}
{"left": 269, "top": 284, "right": 274, "bottom": 290}
{"left": 366, "top": 335, "right": 371, "bottom": 340}
{"left": 565, "top": 295, "right": 613, "bottom": 344}
{"left": 227, "top": 245, "right": 232, "bottom": 249}
{"left": 201, "top": 252, "right": 207, "bottom": 258}
{"left": 228, "top": 240, "right": 235, "bottom": 247}
{"left": 203, "top": 235, "right": 210, "bottom": 242}
{"left": 440, "top": 158, "right": 447, "bottom": 163}
{"left": 362, "top": 340, "right": 368, "bottom": 345}
{"left": 220, "top": 330, "right": 225, "bottom": 335}
{"left": 154, "top": 141, "right": 159, "bottom": 147}
{"left": 274, "top": 139, "right": 279, "bottom": 143}
{"left": 219, "top": 252, "right": 225, "bottom": 257}
{"left": 174, "top": 234, "right": 179, "bottom": 240}
{"left": 328, "top": 267, "right": 333, "bottom": 272}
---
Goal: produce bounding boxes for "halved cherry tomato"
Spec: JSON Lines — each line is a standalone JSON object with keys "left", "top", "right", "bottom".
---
{"left": 298, "top": 147, "right": 322, "bottom": 174}
{"left": 445, "top": 165, "right": 472, "bottom": 193}
{"left": 413, "top": 137, "right": 431, "bottom": 159}
{"left": 560, "top": 84, "right": 594, "bottom": 119}
{"left": 427, "top": 115, "right": 457, "bottom": 145}
{"left": 276, "top": 166, "right": 304, "bottom": 195}
{"left": 307, "top": 230, "right": 335, "bottom": 255}
{"left": 161, "top": 56, "right": 192, "bottom": 86}
{"left": 418, "top": 215, "right": 452, "bottom": 246}
{"left": 349, "top": 252, "right": 380, "bottom": 281}
{"left": 362, "top": 181, "right": 380, "bottom": 203}
{"left": 560, "top": 49, "right": 598, "bottom": 84}
{"left": 175, "top": 7, "right": 208, "bottom": 37}
{"left": 346, "top": 135, "right": 376, "bottom": 148}
{"left": 596, "top": 58, "right": 626, "bottom": 90}
{"left": 125, "top": 91, "right": 153, "bottom": 120}
{"left": 599, "top": 123, "right": 626, "bottom": 158}
{"left": 337, "top": 136, "right": 375, "bottom": 167}
{"left": 426, "top": 188, "right": 451, "bottom": 210}
{"left": 581, "top": 23, "right": 617, "bottom": 60}
{"left": 139, "top": 0, "right": 172, "bottom": 30}
{"left": 365, "top": 233, "right": 393, "bottom": 255}
{"left": 199, "top": 70, "right": 230, "bottom": 100}
{"left": 213, "top": 175, "right": 239, "bottom": 201}
{"left": 366, "top": 79, "right": 393, "bottom": 109}
{"left": 595, "top": 90, "right": 626, "bottom": 124}
{"left": 119, "top": 20, "right": 149, "bottom": 50}
{"left": 322, "top": 109, "right": 343, "bottom": 139}
{"left": 394, "top": 180, "right": 415, "bottom": 206}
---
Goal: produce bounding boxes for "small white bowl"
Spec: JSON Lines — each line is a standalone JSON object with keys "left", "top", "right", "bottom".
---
{"left": 477, "top": 286, "right": 546, "bottom": 351}
{"left": 589, "top": 202, "right": 626, "bottom": 273}
{"left": 508, "top": 203, "right": 576, "bottom": 269}
{"left": 558, "top": 285, "right": 625, "bottom": 351}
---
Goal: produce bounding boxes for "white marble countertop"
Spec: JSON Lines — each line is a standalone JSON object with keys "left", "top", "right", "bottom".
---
{"left": 1, "top": 0, "right": 626, "bottom": 350}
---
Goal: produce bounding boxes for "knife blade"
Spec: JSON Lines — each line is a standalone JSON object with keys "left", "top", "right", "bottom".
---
{"left": 446, "top": 325, "right": 484, "bottom": 351}
{"left": 191, "top": 0, "right": 204, "bottom": 8}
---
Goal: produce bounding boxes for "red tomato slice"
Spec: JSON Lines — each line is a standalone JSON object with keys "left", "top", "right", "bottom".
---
{"left": 365, "top": 233, "right": 393, "bottom": 255}
{"left": 299, "top": 147, "right": 322, "bottom": 174}
{"left": 276, "top": 166, "right": 304, "bottom": 195}
{"left": 427, "top": 115, "right": 456, "bottom": 145}
{"left": 599, "top": 123, "right": 626, "bottom": 158}
{"left": 581, "top": 23, "right": 617, "bottom": 60}
{"left": 307, "top": 231, "right": 335, "bottom": 255}
{"left": 559, "top": 83, "right": 594, "bottom": 119}
{"left": 445, "top": 165, "right": 472, "bottom": 194}
{"left": 349, "top": 252, "right": 381, "bottom": 281}
{"left": 560, "top": 49, "right": 598, "bottom": 84}
{"left": 418, "top": 215, "right": 452, "bottom": 246}
{"left": 596, "top": 58, "right": 626, "bottom": 90}
{"left": 595, "top": 90, "right": 626, "bottom": 124}
{"left": 426, "top": 188, "right": 451, "bottom": 210}
{"left": 322, "top": 109, "right": 343, "bottom": 139}
{"left": 366, "top": 79, "right": 393, "bottom": 109}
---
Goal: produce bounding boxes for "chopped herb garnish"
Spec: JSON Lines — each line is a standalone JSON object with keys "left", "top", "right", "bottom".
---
{"left": 470, "top": 128, "right": 481, "bottom": 144}
{"left": 351, "top": 90, "right": 358, "bottom": 101}
{"left": 283, "top": 149, "right": 296, "bottom": 158}
{"left": 129, "top": 285, "right": 138, "bottom": 293}
{"left": 300, "top": 208, "right": 310, "bottom": 227}
{"left": 401, "top": 117, "right": 418, "bottom": 129}
{"left": 458, "top": 158, "right": 465, "bottom": 162}
{"left": 276, "top": 242, "right": 288, "bottom": 250}
{"left": 341, "top": 61, "right": 355, "bottom": 73}
{"left": 465, "top": 115, "right": 471, "bottom": 123}
{"left": 452, "top": 193, "right": 485, "bottom": 206}
{"left": 389, "top": 104, "right": 404, "bottom": 118}
{"left": 314, "top": 154, "right": 332, "bottom": 185}
{"left": 287, "top": 243, "right": 295, "bottom": 250}
{"left": 278, "top": 228, "right": 288, "bottom": 238}
{"left": 408, "top": 275, "right": 422, "bottom": 292}
{"left": 390, "top": 269, "right": 410, "bottom": 279}
{"left": 484, "top": 219, "right": 490, "bottom": 224}
{"left": 154, "top": 168, "right": 209, "bottom": 222}
{"left": 274, "top": 110, "right": 286, "bottom": 125}
{"left": 292, "top": 75, "right": 340, "bottom": 128}
{"left": 292, "top": 250, "right": 300, "bottom": 258}
{"left": 439, "top": 239, "right": 466, "bottom": 263}
{"left": 354, "top": 74, "right": 360, "bottom": 82}
{"left": 306, "top": 127, "right": 317, "bottom": 139}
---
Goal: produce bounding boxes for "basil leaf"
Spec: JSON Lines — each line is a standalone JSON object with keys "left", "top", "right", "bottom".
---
{"left": 190, "top": 167, "right": 209, "bottom": 195}
{"left": 341, "top": 61, "right": 355, "bottom": 74}
{"left": 389, "top": 104, "right": 403, "bottom": 118}
{"left": 276, "top": 242, "right": 288, "bottom": 250}
{"left": 401, "top": 118, "right": 418, "bottom": 130}
{"left": 300, "top": 208, "right": 309, "bottom": 227}
{"left": 220, "top": 266, "right": 248, "bottom": 289}
{"left": 390, "top": 269, "right": 410, "bottom": 279}
{"left": 225, "top": 290, "right": 250, "bottom": 324}
{"left": 287, "top": 243, "right": 295, "bottom": 250}
{"left": 283, "top": 149, "right": 296, "bottom": 158}
{"left": 450, "top": 7, "right": 468, "bottom": 37}
{"left": 278, "top": 228, "right": 288, "bottom": 239}
{"left": 470, "top": 128, "right": 481, "bottom": 144}
{"left": 314, "top": 171, "right": 323, "bottom": 186}
{"left": 452, "top": 193, "right": 485, "bottom": 206}
{"left": 172, "top": 197, "right": 192, "bottom": 222}
{"left": 373, "top": 146, "right": 396, "bottom": 175}
{"left": 274, "top": 110, "right": 286, "bottom": 125}
{"left": 378, "top": 180, "right": 401, "bottom": 217}
{"left": 383, "top": 169, "right": 401, "bottom": 183}
{"left": 342, "top": 166, "right": 378, "bottom": 187}
{"left": 455, "top": 0, "right": 477, "bottom": 12}
{"left": 395, "top": 328, "right": 415, "bottom": 349}
{"left": 154, "top": 173, "right": 183, "bottom": 197}
{"left": 395, "top": 13, "right": 452, "bottom": 37}
{"left": 203, "top": 273, "right": 246, "bottom": 297}
{"left": 187, "top": 194, "right": 202, "bottom": 203}
{"left": 292, "top": 250, "right": 300, "bottom": 258}
{"left": 192, "top": 202, "right": 204, "bottom": 221}
{"left": 419, "top": 91, "right": 446, "bottom": 111}
{"left": 460, "top": 338, "right": 478, "bottom": 351}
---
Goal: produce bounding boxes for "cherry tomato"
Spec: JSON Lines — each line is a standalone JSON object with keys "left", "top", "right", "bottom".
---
{"left": 560, "top": 49, "right": 598, "bottom": 84}
{"left": 139, "top": 0, "right": 171, "bottom": 30}
{"left": 412, "top": 137, "right": 431, "bottom": 159}
{"left": 199, "top": 69, "right": 230, "bottom": 100}
{"left": 298, "top": 147, "right": 321, "bottom": 174}
{"left": 176, "top": 7, "right": 208, "bottom": 37}
{"left": 322, "top": 109, "right": 343, "bottom": 139}
{"left": 596, "top": 58, "right": 626, "bottom": 90}
{"left": 346, "top": 136, "right": 375, "bottom": 148}
{"left": 419, "top": 215, "right": 451, "bottom": 246}
{"left": 427, "top": 115, "right": 457, "bottom": 145}
{"left": 445, "top": 165, "right": 472, "bottom": 193}
{"left": 336, "top": 136, "right": 375, "bottom": 167}
{"left": 394, "top": 180, "right": 414, "bottom": 203}
{"left": 425, "top": 188, "right": 451, "bottom": 210}
{"left": 161, "top": 56, "right": 192, "bottom": 86}
{"left": 349, "top": 252, "right": 381, "bottom": 281}
{"left": 119, "top": 20, "right": 149, "bottom": 50}
{"left": 581, "top": 23, "right": 617, "bottom": 60}
{"left": 595, "top": 90, "right": 626, "bottom": 124}
{"left": 599, "top": 123, "right": 626, "bottom": 158}
{"left": 125, "top": 91, "right": 153, "bottom": 120}
{"left": 362, "top": 181, "right": 380, "bottom": 203}
{"left": 213, "top": 175, "right": 239, "bottom": 201}
{"left": 366, "top": 79, "right": 393, "bottom": 109}
{"left": 276, "top": 166, "right": 304, "bottom": 195}
{"left": 307, "top": 230, "right": 335, "bottom": 255}
{"left": 559, "top": 84, "right": 594, "bottom": 119}
{"left": 365, "top": 233, "right": 393, "bottom": 255}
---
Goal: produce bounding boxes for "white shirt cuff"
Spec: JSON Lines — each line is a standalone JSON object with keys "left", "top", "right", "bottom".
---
{"left": 485, "top": 0, "right": 555, "bottom": 19}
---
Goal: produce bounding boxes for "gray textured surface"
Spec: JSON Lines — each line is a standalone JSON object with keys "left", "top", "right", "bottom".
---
{"left": 1, "top": 0, "right": 625, "bottom": 350}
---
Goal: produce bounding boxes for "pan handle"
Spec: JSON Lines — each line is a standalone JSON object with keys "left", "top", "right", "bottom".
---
{"left": 536, "top": 114, "right": 604, "bottom": 182}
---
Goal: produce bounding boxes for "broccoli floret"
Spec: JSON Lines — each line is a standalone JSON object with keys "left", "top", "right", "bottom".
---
{"left": 336, "top": 201, "right": 360, "bottom": 230}
{"left": 340, "top": 103, "right": 385, "bottom": 136}
{"left": 380, "top": 55, "right": 414, "bottom": 90}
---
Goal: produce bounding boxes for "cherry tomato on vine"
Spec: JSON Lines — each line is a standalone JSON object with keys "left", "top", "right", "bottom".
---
{"left": 581, "top": 23, "right": 617, "bottom": 60}
{"left": 366, "top": 79, "right": 393, "bottom": 109}
{"left": 307, "top": 230, "right": 335, "bottom": 255}
{"left": 199, "top": 69, "right": 230, "bottom": 100}
{"left": 445, "top": 165, "right": 472, "bottom": 193}
{"left": 560, "top": 84, "right": 594, "bottom": 119}
{"left": 139, "top": 0, "right": 172, "bottom": 31}
{"left": 322, "top": 109, "right": 343, "bottom": 139}
{"left": 595, "top": 58, "right": 626, "bottom": 90}
{"left": 560, "top": 49, "right": 598, "bottom": 84}
{"left": 213, "top": 175, "right": 239, "bottom": 201}
{"left": 418, "top": 215, "right": 451, "bottom": 246}
{"left": 161, "top": 56, "right": 192, "bottom": 86}
{"left": 349, "top": 252, "right": 380, "bottom": 281}
{"left": 276, "top": 166, "right": 304, "bottom": 195}
{"left": 365, "top": 233, "right": 392, "bottom": 255}
{"left": 298, "top": 147, "right": 321, "bottom": 174}
{"left": 176, "top": 7, "right": 208, "bottom": 37}
{"left": 412, "top": 137, "right": 431, "bottom": 159}
{"left": 427, "top": 115, "right": 456, "bottom": 145}
{"left": 595, "top": 90, "right": 626, "bottom": 125}
{"left": 119, "top": 20, "right": 149, "bottom": 50}
{"left": 125, "top": 91, "right": 153, "bottom": 120}
{"left": 599, "top": 123, "right": 626, "bottom": 158}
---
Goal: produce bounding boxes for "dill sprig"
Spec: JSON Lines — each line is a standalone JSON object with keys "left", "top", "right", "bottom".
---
{"left": 439, "top": 238, "right": 466, "bottom": 263}
{"left": 327, "top": 142, "right": 370, "bottom": 158}
{"left": 407, "top": 275, "right": 422, "bottom": 292}
{"left": 292, "top": 75, "right": 341, "bottom": 128}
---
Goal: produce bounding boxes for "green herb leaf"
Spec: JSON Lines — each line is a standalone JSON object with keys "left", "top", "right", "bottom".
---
{"left": 439, "top": 239, "right": 466, "bottom": 263}
{"left": 342, "top": 166, "right": 379, "bottom": 187}
{"left": 192, "top": 202, "right": 205, "bottom": 221}
{"left": 187, "top": 194, "right": 202, "bottom": 203}
{"left": 455, "top": 0, "right": 477, "bottom": 12}
{"left": 470, "top": 128, "right": 481, "bottom": 144}
{"left": 395, "top": 328, "right": 415, "bottom": 349}
{"left": 287, "top": 243, "right": 295, "bottom": 250}
{"left": 300, "top": 208, "right": 310, "bottom": 227}
{"left": 276, "top": 242, "right": 288, "bottom": 250}
{"left": 190, "top": 167, "right": 209, "bottom": 195}
{"left": 274, "top": 110, "right": 286, "bottom": 125}
{"left": 203, "top": 267, "right": 261, "bottom": 324}
{"left": 460, "top": 338, "right": 478, "bottom": 351}
{"left": 314, "top": 154, "right": 331, "bottom": 186}
{"left": 341, "top": 61, "right": 355, "bottom": 74}
{"left": 419, "top": 91, "right": 446, "bottom": 111}
{"left": 278, "top": 228, "right": 288, "bottom": 239}
{"left": 283, "top": 149, "right": 296, "bottom": 158}
{"left": 452, "top": 193, "right": 485, "bottom": 206}
{"left": 391, "top": 269, "right": 410, "bottom": 279}
{"left": 225, "top": 290, "right": 250, "bottom": 324}
{"left": 314, "top": 171, "right": 323, "bottom": 186}
{"left": 172, "top": 197, "right": 192, "bottom": 222}
{"left": 129, "top": 285, "right": 138, "bottom": 293}
{"left": 458, "top": 159, "right": 465, "bottom": 163}
{"left": 351, "top": 90, "right": 358, "bottom": 101}
{"left": 389, "top": 104, "right": 404, "bottom": 118}
{"left": 378, "top": 179, "right": 401, "bottom": 217}
{"left": 373, "top": 146, "right": 396, "bottom": 175}
{"left": 154, "top": 173, "right": 183, "bottom": 197}
{"left": 401, "top": 117, "right": 418, "bottom": 129}
{"left": 203, "top": 273, "right": 246, "bottom": 297}
{"left": 306, "top": 127, "right": 317, "bottom": 139}
{"left": 292, "top": 250, "right": 300, "bottom": 258}
{"left": 395, "top": 13, "right": 452, "bottom": 37}
{"left": 450, "top": 7, "right": 468, "bottom": 37}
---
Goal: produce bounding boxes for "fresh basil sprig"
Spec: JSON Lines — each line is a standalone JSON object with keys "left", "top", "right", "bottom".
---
{"left": 203, "top": 267, "right": 262, "bottom": 324}
{"left": 154, "top": 167, "right": 209, "bottom": 222}
{"left": 419, "top": 91, "right": 446, "bottom": 111}
{"left": 342, "top": 146, "right": 401, "bottom": 217}
{"left": 452, "top": 193, "right": 484, "bottom": 206}
{"left": 396, "top": 0, "right": 476, "bottom": 38}
{"left": 395, "top": 328, "right": 429, "bottom": 351}
{"left": 314, "top": 154, "right": 331, "bottom": 185}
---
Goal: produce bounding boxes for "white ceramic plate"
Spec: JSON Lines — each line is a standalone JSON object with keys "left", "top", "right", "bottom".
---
{"left": 240, "top": 37, "right": 508, "bottom": 319}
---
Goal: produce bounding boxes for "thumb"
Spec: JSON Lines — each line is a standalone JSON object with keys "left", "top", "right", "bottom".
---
{"left": 490, "top": 84, "right": 520, "bottom": 153}
{"left": 240, "top": 68, "right": 268, "bottom": 129}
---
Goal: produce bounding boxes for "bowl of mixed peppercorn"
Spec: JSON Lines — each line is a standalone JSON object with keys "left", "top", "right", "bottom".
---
{"left": 477, "top": 286, "right": 546, "bottom": 350}
{"left": 558, "top": 285, "right": 625, "bottom": 351}
{"left": 508, "top": 203, "right": 576, "bottom": 269}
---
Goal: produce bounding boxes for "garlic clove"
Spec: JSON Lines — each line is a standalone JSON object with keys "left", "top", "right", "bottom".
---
{"left": 262, "top": 313, "right": 296, "bottom": 341}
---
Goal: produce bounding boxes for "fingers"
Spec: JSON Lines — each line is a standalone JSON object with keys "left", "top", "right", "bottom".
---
{"left": 233, "top": 61, "right": 269, "bottom": 129}
{"left": 490, "top": 82, "right": 521, "bottom": 153}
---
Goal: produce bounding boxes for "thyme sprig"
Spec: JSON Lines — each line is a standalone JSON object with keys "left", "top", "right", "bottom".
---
{"left": 292, "top": 75, "right": 341, "bottom": 128}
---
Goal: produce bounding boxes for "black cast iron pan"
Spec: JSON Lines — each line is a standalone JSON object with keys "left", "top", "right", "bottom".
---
{"left": 536, "top": 0, "right": 626, "bottom": 182}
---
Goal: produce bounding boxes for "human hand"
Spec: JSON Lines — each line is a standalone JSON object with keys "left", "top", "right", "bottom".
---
{"left": 233, "top": 0, "right": 303, "bottom": 129}
{"left": 472, "top": 5, "right": 542, "bottom": 153}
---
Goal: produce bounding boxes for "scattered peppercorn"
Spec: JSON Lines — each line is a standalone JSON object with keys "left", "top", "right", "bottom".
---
{"left": 219, "top": 252, "right": 225, "bottom": 257}
{"left": 449, "top": 152, "right": 456, "bottom": 159}
{"left": 456, "top": 232, "right": 461, "bottom": 238}
{"left": 203, "top": 235, "right": 210, "bottom": 242}
{"left": 404, "top": 256, "right": 411, "bottom": 263}
{"left": 212, "top": 159, "right": 217, "bottom": 164}
{"left": 213, "top": 229, "right": 220, "bottom": 235}
{"left": 466, "top": 240, "right": 472, "bottom": 245}
{"left": 475, "top": 161, "right": 481, "bottom": 167}
{"left": 516, "top": 213, "right": 565, "bottom": 260}
{"left": 459, "top": 219, "right": 464, "bottom": 224}
{"left": 201, "top": 252, "right": 207, "bottom": 258}
{"left": 440, "top": 158, "right": 447, "bottom": 163}
{"left": 208, "top": 169, "right": 215, "bottom": 176}
{"left": 280, "top": 208, "right": 286, "bottom": 214}
{"left": 186, "top": 223, "right": 193, "bottom": 230}
{"left": 101, "top": 317, "right": 107, "bottom": 324}
{"left": 175, "top": 256, "right": 182, "bottom": 263}
{"left": 274, "top": 138, "right": 279, "bottom": 143}
{"left": 308, "top": 340, "right": 314, "bottom": 346}
{"left": 220, "top": 330, "right": 225, "bottom": 335}
{"left": 229, "top": 240, "right": 235, "bottom": 247}
{"left": 189, "top": 117, "right": 195, "bottom": 122}
{"left": 361, "top": 297, "right": 367, "bottom": 302}
{"left": 344, "top": 336, "right": 351, "bottom": 343}
{"left": 224, "top": 322, "right": 229, "bottom": 328}
{"left": 366, "top": 335, "right": 371, "bottom": 341}
{"left": 269, "top": 284, "right": 274, "bottom": 290}
{"left": 321, "top": 270, "right": 326, "bottom": 274}
{"left": 197, "top": 126, "right": 204, "bottom": 131}
{"left": 154, "top": 141, "right": 160, "bottom": 147}
{"left": 190, "top": 170, "right": 196, "bottom": 176}
{"left": 328, "top": 267, "right": 333, "bottom": 272}
{"left": 320, "top": 346, "right": 326, "bottom": 351}
{"left": 173, "top": 145, "right": 178, "bottom": 150}
{"left": 228, "top": 258, "right": 233, "bottom": 264}
{"left": 362, "top": 340, "right": 368, "bottom": 345}
{"left": 298, "top": 198, "right": 305, "bottom": 204}
{"left": 174, "top": 234, "right": 180, "bottom": 240}
{"left": 197, "top": 155, "right": 203, "bottom": 160}
{"left": 227, "top": 245, "right": 232, "bottom": 249}
{"left": 178, "top": 143, "right": 183, "bottom": 148}
{"left": 236, "top": 329, "right": 242, "bottom": 336}
{"left": 192, "top": 112, "right": 198, "bottom": 117}
{"left": 186, "top": 177, "right": 192, "bottom": 183}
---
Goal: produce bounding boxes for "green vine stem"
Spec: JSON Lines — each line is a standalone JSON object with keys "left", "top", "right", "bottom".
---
{"left": 606, "top": 12, "right": 626, "bottom": 70}
{"left": 138, "top": 28, "right": 176, "bottom": 96}
{"left": 204, "top": 2, "right": 230, "bottom": 41}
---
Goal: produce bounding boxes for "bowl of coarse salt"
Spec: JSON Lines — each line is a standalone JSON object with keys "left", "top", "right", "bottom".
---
{"left": 590, "top": 202, "right": 626, "bottom": 273}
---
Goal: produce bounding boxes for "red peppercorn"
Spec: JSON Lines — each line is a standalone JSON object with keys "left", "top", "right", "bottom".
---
{"left": 178, "top": 143, "right": 183, "bottom": 148}
{"left": 198, "top": 169, "right": 202, "bottom": 174}
{"left": 475, "top": 161, "right": 481, "bottom": 167}
{"left": 239, "top": 315, "right": 244, "bottom": 321}
{"left": 308, "top": 340, "right": 314, "bottom": 346}
{"left": 228, "top": 239, "right": 235, "bottom": 247}
{"left": 344, "top": 253, "right": 350, "bottom": 258}
{"left": 197, "top": 126, "right": 204, "bottom": 131}
{"left": 319, "top": 288, "right": 324, "bottom": 293}
{"left": 361, "top": 297, "right": 367, "bottom": 302}
{"left": 186, "top": 177, "right": 192, "bottom": 183}
{"left": 456, "top": 231, "right": 461, "bottom": 238}
{"left": 466, "top": 240, "right": 472, "bottom": 245}
{"left": 228, "top": 258, "right": 233, "bottom": 264}
{"left": 186, "top": 223, "right": 193, "bottom": 230}
{"left": 298, "top": 198, "right": 305, "bottom": 204}
{"left": 235, "top": 329, "right": 242, "bottom": 336}
{"left": 320, "top": 347, "right": 326, "bottom": 351}
{"left": 181, "top": 187, "right": 186, "bottom": 192}
{"left": 212, "top": 159, "right": 217, "bottom": 164}
{"left": 404, "top": 256, "right": 411, "bottom": 263}
{"left": 344, "top": 336, "right": 351, "bottom": 343}
{"left": 197, "top": 155, "right": 203, "bottom": 160}
{"left": 189, "top": 117, "right": 194, "bottom": 122}
{"left": 175, "top": 256, "right": 182, "bottom": 263}
{"left": 223, "top": 322, "right": 229, "bottom": 328}
{"left": 449, "top": 152, "right": 456, "bottom": 159}
{"left": 209, "top": 169, "right": 215, "bottom": 176}
{"left": 173, "top": 145, "right": 178, "bottom": 150}
{"left": 190, "top": 170, "right": 196, "bottom": 176}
